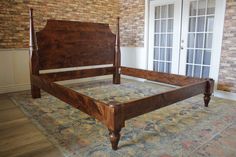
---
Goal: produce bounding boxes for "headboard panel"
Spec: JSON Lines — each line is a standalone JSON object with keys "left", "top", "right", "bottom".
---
{"left": 36, "top": 20, "right": 116, "bottom": 70}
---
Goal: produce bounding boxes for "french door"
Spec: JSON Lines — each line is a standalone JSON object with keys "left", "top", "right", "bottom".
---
{"left": 148, "top": 0, "right": 225, "bottom": 79}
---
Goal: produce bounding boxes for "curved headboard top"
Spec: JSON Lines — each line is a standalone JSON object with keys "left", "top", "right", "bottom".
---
{"left": 35, "top": 19, "right": 116, "bottom": 70}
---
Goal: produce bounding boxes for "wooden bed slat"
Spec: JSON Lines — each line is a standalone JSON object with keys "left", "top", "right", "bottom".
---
{"left": 121, "top": 66, "right": 203, "bottom": 86}
{"left": 40, "top": 67, "right": 115, "bottom": 82}
{"left": 122, "top": 81, "right": 207, "bottom": 120}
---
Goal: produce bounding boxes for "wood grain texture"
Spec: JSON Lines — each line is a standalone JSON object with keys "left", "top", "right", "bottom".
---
{"left": 121, "top": 66, "right": 204, "bottom": 86}
{"left": 29, "top": 8, "right": 41, "bottom": 98}
{"left": 121, "top": 81, "right": 208, "bottom": 120}
{"left": 113, "top": 17, "right": 121, "bottom": 84}
{"left": 204, "top": 79, "right": 214, "bottom": 107}
{"left": 31, "top": 75, "right": 124, "bottom": 131}
{"left": 36, "top": 20, "right": 116, "bottom": 70}
{"left": 0, "top": 95, "right": 63, "bottom": 157}
{"left": 29, "top": 10, "right": 214, "bottom": 150}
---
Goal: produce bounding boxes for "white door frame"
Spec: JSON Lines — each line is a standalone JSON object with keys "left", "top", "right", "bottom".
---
{"left": 147, "top": 0, "right": 182, "bottom": 74}
{"left": 179, "top": 0, "right": 226, "bottom": 84}
{"left": 145, "top": 0, "right": 226, "bottom": 89}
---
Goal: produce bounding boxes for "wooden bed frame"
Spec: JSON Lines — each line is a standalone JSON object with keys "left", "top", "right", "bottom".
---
{"left": 29, "top": 9, "right": 214, "bottom": 150}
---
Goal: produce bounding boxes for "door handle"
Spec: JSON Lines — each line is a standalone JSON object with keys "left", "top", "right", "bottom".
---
{"left": 181, "top": 40, "right": 184, "bottom": 50}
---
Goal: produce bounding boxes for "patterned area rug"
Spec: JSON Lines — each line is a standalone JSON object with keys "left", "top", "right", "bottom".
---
{"left": 10, "top": 78, "right": 236, "bottom": 157}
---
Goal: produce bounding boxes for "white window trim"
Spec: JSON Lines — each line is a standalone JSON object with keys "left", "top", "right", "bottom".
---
{"left": 144, "top": 0, "right": 227, "bottom": 92}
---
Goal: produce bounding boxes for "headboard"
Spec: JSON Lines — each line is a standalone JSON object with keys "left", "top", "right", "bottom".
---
{"left": 29, "top": 8, "right": 120, "bottom": 84}
{"left": 37, "top": 20, "right": 116, "bottom": 70}
{"left": 29, "top": 9, "right": 117, "bottom": 71}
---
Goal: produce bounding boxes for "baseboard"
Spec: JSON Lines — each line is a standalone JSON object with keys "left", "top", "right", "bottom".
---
{"left": 0, "top": 84, "right": 31, "bottom": 94}
{"left": 214, "top": 90, "right": 236, "bottom": 101}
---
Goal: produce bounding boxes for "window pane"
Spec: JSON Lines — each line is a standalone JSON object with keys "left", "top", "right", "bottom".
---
{"left": 153, "top": 61, "right": 158, "bottom": 71}
{"left": 186, "top": 65, "right": 193, "bottom": 77}
{"left": 161, "top": 5, "right": 167, "bottom": 18}
{"left": 207, "top": 0, "right": 215, "bottom": 14}
{"left": 166, "top": 48, "right": 172, "bottom": 61}
{"left": 196, "top": 33, "right": 204, "bottom": 48}
{"left": 160, "top": 34, "right": 166, "bottom": 46}
{"left": 194, "top": 65, "right": 201, "bottom": 77}
{"left": 161, "top": 20, "right": 167, "bottom": 32}
{"left": 198, "top": 0, "right": 207, "bottom": 15}
{"left": 188, "top": 33, "right": 195, "bottom": 48}
{"left": 206, "top": 16, "right": 214, "bottom": 32}
{"left": 168, "top": 19, "right": 174, "bottom": 32}
{"left": 167, "top": 34, "right": 173, "bottom": 47}
{"left": 155, "top": 6, "right": 161, "bottom": 19}
{"left": 154, "top": 48, "right": 159, "bottom": 60}
{"left": 195, "top": 50, "right": 203, "bottom": 64}
{"left": 189, "top": 17, "right": 196, "bottom": 32}
{"left": 155, "top": 20, "right": 160, "bottom": 33}
{"left": 205, "top": 33, "right": 213, "bottom": 48}
{"left": 190, "top": 1, "right": 197, "bottom": 16}
{"left": 203, "top": 50, "right": 211, "bottom": 65}
{"left": 159, "top": 62, "right": 165, "bottom": 72}
{"left": 197, "top": 16, "right": 206, "bottom": 32}
{"left": 160, "top": 48, "right": 165, "bottom": 60}
{"left": 202, "top": 66, "right": 210, "bottom": 78}
{"left": 168, "top": 4, "right": 174, "bottom": 18}
{"left": 187, "top": 49, "right": 194, "bottom": 63}
{"left": 166, "top": 63, "right": 171, "bottom": 73}
{"left": 154, "top": 34, "right": 160, "bottom": 46}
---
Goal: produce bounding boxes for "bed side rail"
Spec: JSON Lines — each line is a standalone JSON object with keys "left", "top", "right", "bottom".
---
{"left": 31, "top": 75, "right": 124, "bottom": 130}
{"left": 121, "top": 79, "right": 213, "bottom": 120}
{"left": 121, "top": 66, "right": 206, "bottom": 86}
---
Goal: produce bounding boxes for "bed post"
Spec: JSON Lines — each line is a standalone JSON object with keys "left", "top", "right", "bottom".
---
{"left": 113, "top": 17, "right": 121, "bottom": 84}
{"left": 204, "top": 79, "right": 214, "bottom": 107}
{"left": 29, "top": 8, "right": 41, "bottom": 98}
{"left": 107, "top": 105, "right": 124, "bottom": 150}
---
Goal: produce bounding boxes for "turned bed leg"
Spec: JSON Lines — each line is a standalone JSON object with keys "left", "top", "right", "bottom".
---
{"left": 204, "top": 93, "right": 211, "bottom": 107}
{"left": 204, "top": 79, "right": 214, "bottom": 107}
{"left": 31, "top": 85, "right": 41, "bottom": 98}
{"left": 109, "top": 129, "right": 121, "bottom": 150}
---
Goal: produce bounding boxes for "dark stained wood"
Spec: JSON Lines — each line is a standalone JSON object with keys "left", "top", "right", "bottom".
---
{"left": 36, "top": 20, "right": 116, "bottom": 70}
{"left": 204, "top": 79, "right": 214, "bottom": 107}
{"left": 121, "top": 66, "right": 204, "bottom": 86}
{"left": 29, "top": 10, "right": 214, "bottom": 150}
{"left": 109, "top": 128, "right": 121, "bottom": 150}
{"left": 40, "top": 67, "right": 115, "bottom": 82}
{"left": 113, "top": 17, "right": 121, "bottom": 84}
{"left": 121, "top": 80, "right": 208, "bottom": 120}
{"left": 31, "top": 75, "right": 124, "bottom": 131}
{"left": 29, "top": 8, "right": 41, "bottom": 98}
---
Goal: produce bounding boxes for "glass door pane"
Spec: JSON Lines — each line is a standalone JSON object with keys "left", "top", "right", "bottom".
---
{"left": 153, "top": 4, "right": 174, "bottom": 73}
{"left": 185, "top": 0, "right": 215, "bottom": 78}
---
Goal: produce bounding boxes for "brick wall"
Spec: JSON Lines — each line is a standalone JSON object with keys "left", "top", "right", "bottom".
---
{"left": 0, "top": 0, "right": 118, "bottom": 48}
{"left": 217, "top": 0, "right": 236, "bottom": 92}
{"left": 1, "top": 0, "right": 236, "bottom": 93}
{"left": 119, "top": 0, "right": 145, "bottom": 47}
